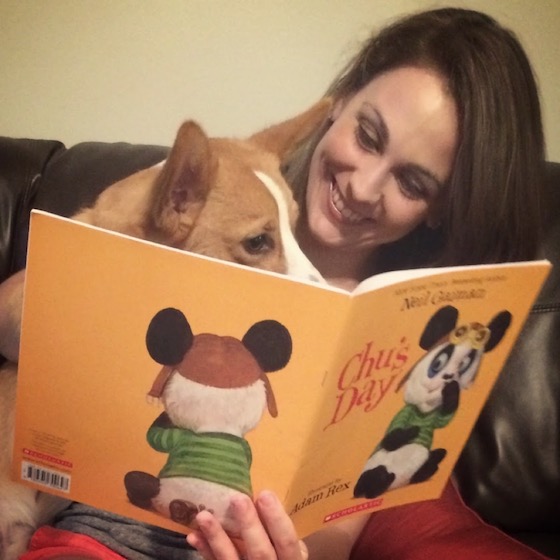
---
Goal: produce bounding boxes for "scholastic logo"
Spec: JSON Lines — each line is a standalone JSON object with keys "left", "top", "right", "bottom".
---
{"left": 323, "top": 498, "right": 383, "bottom": 522}
{"left": 23, "top": 448, "right": 73, "bottom": 469}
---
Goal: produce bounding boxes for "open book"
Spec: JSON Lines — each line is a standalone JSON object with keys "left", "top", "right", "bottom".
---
{"left": 12, "top": 210, "right": 551, "bottom": 538}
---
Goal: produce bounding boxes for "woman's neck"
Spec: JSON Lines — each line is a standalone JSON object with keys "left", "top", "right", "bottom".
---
{"left": 297, "top": 226, "right": 376, "bottom": 291}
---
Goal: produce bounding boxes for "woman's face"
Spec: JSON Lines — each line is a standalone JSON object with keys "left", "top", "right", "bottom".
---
{"left": 305, "top": 66, "right": 458, "bottom": 253}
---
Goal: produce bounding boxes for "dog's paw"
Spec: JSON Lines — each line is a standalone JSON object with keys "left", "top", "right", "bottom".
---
{"left": 0, "top": 521, "right": 35, "bottom": 560}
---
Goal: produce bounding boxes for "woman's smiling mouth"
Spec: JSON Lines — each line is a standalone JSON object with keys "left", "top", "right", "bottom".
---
{"left": 329, "top": 180, "right": 373, "bottom": 224}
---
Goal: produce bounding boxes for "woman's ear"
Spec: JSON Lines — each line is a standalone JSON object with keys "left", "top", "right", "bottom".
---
{"left": 426, "top": 212, "right": 442, "bottom": 229}
{"left": 426, "top": 200, "right": 443, "bottom": 230}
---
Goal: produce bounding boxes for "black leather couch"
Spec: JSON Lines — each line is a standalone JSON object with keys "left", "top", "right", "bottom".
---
{"left": 1, "top": 136, "right": 558, "bottom": 558}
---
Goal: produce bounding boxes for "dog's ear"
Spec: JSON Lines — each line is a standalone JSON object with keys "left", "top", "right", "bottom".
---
{"left": 419, "top": 305, "right": 459, "bottom": 350}
{"left": 248, "top": 98, "right": 332, "bottom": 159}
{"left": 150, "top": 121, "right": 217, "bottom": 244}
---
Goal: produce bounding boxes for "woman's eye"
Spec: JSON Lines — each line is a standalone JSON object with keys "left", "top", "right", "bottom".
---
{"left": 396, "top": 172, "right": 428, "bottom": 201}
{"left": 356, "top": 121, "right": 380, "bottom": 152}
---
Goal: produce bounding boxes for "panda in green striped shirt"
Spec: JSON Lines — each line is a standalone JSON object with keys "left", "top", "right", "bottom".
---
{"left": 124, "top": 307, "right": 292, "bottom": 533}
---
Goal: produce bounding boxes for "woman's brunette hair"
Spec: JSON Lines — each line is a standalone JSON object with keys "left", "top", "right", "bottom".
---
{"left": 284, "top": 8, "right": 545, "bottom": 272}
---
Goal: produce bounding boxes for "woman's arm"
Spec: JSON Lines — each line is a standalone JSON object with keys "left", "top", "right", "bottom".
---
{"left": 186, "top": 490, "right": 368, "bottom": 560}
{"left": 0, "top": 269, "right": 25, "bottom": 362}
{"left": 305, "top": 515, "right": 367, "bottom": 559}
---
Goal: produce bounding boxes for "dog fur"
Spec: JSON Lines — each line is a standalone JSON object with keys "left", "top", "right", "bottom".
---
{"left": 0, "top": 99, "right": 331, "bottom": 559}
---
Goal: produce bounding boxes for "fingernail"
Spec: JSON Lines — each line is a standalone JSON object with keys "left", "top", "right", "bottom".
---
{"left": 195, "top": 510, "right": 214, "bottom": 531}
{"left": 258, "top": 490, "right": 276, "bottom": 508}
{"left": 300, "top": 540, "right": 309, "bottom": 560}
{"left": 186, "top": 532, "right": 199, "bottom": 548}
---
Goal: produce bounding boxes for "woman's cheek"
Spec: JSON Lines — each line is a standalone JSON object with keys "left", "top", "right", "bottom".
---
{"left": 387, "top": 196, "right": 430, "bottom": 235}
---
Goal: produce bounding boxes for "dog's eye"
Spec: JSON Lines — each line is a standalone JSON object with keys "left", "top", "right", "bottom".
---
{"left": 243, "top": 234, "right": 275, "bottom": 254}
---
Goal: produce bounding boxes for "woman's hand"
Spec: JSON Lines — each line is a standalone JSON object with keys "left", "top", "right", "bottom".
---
{"left": 186, "top": 490, "right": 308, "bottom": 560}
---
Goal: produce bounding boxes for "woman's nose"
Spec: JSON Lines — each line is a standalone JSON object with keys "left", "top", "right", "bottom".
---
{"left": 349, "top": 161, "right": 390, "bottom": 205}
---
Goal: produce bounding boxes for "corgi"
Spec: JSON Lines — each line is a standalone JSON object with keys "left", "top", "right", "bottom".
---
{"left": 0, "top": 99, "right": 331, "bottom": 559}
{"left": 73, "top": 100, "right": 330, "bottom": 280}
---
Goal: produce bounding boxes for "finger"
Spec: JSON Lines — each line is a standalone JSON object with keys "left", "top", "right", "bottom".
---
{"left": 186, "top": 530, "right": 218, "bottom": 560}
{"left": 191, "top": 510, "right": 239, "bottom": 560}
{"left": 255, "top": 490, "right": 306, "bottom": 560}
{"left": 230, "top": 493, "right": 276, "bottom": 558}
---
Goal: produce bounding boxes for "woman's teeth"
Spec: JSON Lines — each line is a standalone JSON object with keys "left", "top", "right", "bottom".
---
{"left": 330, "top": 181, "right": 370, "bottom": 224}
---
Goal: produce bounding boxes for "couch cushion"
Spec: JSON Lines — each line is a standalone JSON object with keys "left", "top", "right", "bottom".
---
{"left": 0, "top": 137, "right": 64, "bottom": 281}
{"left": 15, "top": 141, "right": 169, "bottom": 272}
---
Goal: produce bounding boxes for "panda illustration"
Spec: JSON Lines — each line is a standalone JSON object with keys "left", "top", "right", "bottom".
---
{"left": 124, "top": 307, "right": 292, "bottom": 531}
{"left": 353, "top": 305, "right": 511, "bottom": 500}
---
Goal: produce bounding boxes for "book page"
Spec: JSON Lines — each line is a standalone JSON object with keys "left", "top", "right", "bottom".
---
{"left": 282, "top": 260, "right": 550, "bottom": 535}
{"left": 13, "top": 211, "right": 351, "bottom": 534}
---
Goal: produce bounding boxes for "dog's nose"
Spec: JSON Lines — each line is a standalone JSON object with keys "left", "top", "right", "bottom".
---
{"left": 285, "top": 252, "right": 326, "bottom": 284}
{"left": 308, "top": 272, "right": 326, "bottom": 284}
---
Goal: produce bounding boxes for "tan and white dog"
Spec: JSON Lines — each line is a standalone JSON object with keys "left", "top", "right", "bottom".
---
{"left": 0, "top": 99, "right": 330, "bottom": 559}
{"left": 74, "top": 101, "right": 328, "bottom": 280}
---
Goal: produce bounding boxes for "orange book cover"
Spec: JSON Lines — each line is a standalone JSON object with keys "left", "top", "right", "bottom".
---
{"left": 12, "top": 210, "right": 551, "bottom": 538}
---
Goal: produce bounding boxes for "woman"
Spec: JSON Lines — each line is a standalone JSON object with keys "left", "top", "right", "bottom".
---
{"left": 185, "top": 7, "right": 546, "bottom": 560}
{"left": 0, "top": 7, "right": 547, "bottom": 560}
